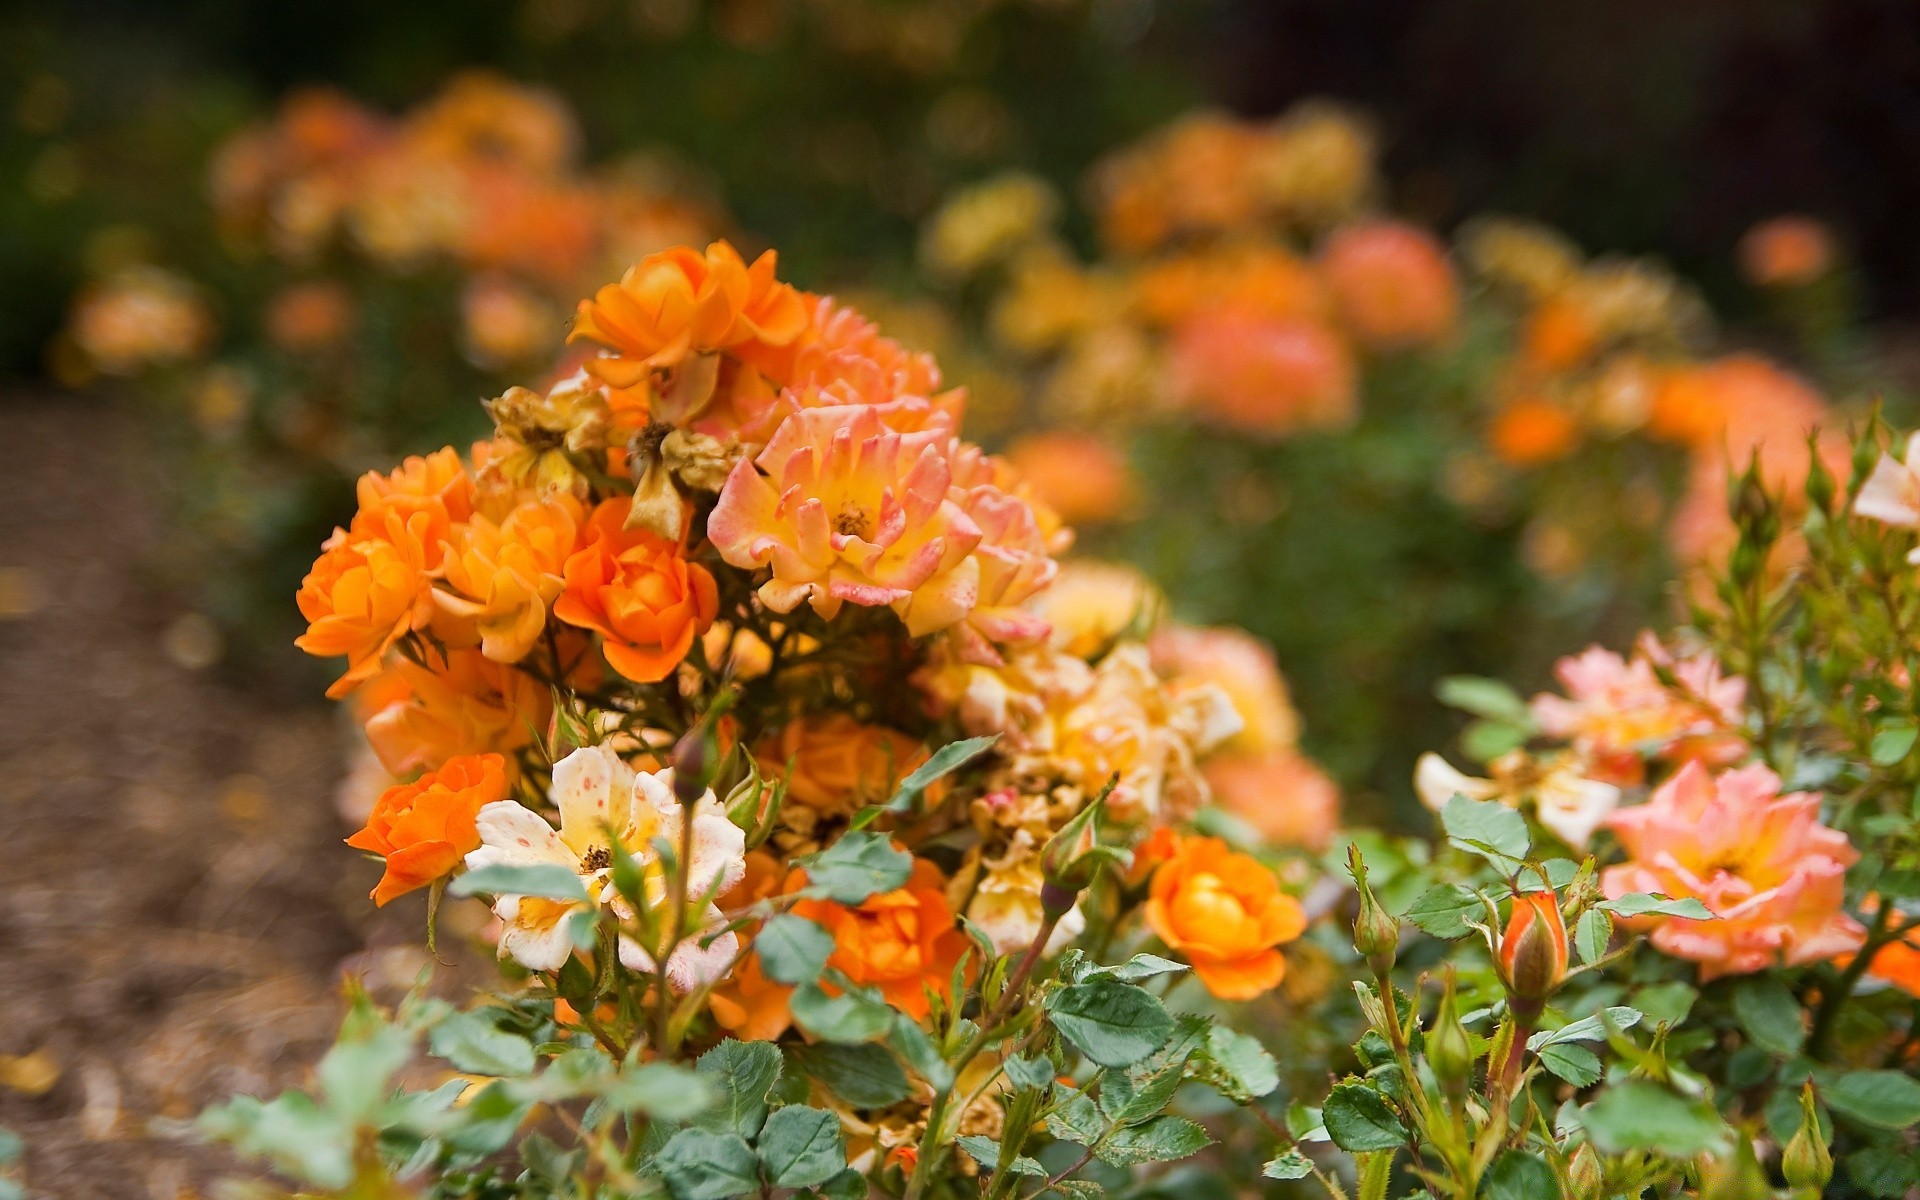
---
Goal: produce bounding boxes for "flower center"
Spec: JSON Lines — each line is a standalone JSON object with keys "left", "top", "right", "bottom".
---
{"left": 835, "top": 504, "right": 873, "bottom": 539}
{"left": 580, "top": 845, "right": 612, "bottom": 872}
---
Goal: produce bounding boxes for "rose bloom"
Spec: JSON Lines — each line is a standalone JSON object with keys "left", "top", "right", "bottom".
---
{"left": 1144, "top": 834, "right": 1307, "bottom": 999}
{"left": 1531, "top": 636, "right": 1746, "bottom": 786}
{"left": 1204, "top": 750, "right": 1340, "bottom": 852}
{"left": 1853, "top": 435, "right": 1920, "bottom": 555}
{"left": 345, "top": 753, "right": 508, "bottom": 905}
{"left": 707, "top": 404, "right": 982, "bottom": 635}
{"left": 295, "top": 514, "right": 436, "bottom": 698}
{"left": 1603, "top": 762, "right": 1865, "bottom": 979}
{"left": 1738, "top": 216, "right": 1834, "bottom": 289}
{"left": 1646, "top": 354, "right": 1826, "bottom": 453}
{"left": 1003, "top": 432, "right": 1134, "bottom": 526}
{"left": 436, "top": 495, "right": 582, "bottom": 663}
{"left": 1489, "top": 396, "right": 1581, "bottom": 467}
{"left": 1414, "top": 750, "right": 1620, "bottom": 851}
{"left": 266, "top": 279, "right": 354, "bottom": 353}
{"left": 462, "top": 273, "right": 558, "bottom": 368}
{"left": 568, "top": 240, "right": 811, "bottom": 389}
{"left": 360, "top": 647, "right": 552, "bottom": 776}
{"left": 1025, "top": 560, "right": 1162, "bottom": 660}
{"left": 555, "top": 500, "right": 718, "bottom": 683}
{"left": 69, "top": 267, "right": 215, "bottom": 376}
{"left": 1319, "top": 220, "right": 1459, "bottom": 350}
{"left": 793, "top": 857, "right": 971, "bottom": 1018}
{"left": 1149, "top": 624, "right": 1298, "bottom": 756}
{"left": 760, "top": 714, "right": 930, "bottom": 819}
{"left": 1167, "top": 308, "right": 1356, "bottom": 439}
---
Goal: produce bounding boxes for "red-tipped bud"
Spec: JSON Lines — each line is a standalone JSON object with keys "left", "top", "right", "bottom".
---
{"left": 1499, "top": 890, "right": 1569, "bottom": 1004}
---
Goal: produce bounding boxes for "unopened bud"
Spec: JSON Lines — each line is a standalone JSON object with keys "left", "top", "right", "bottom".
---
{"left": 1803, "top": 440, "right": 1835, "bottom": 515}
{"left": 1041, "top": 781, "right": 1119, "bottom": 898}
{"left": 1426, "top": 969, "right": 1474, "bottom": 1088}
{"left": 670, "top": 727, "right": 713, "bottom": 805}
{"left": 1567, "top": 1143, "right": 1603, "bottom": 1200}
{"left": 1348, "top": 847, "right": 1399, "bottom": 977}
{"left": 1499, "top": 890, "right": 1569, "bottom": 1005}
{"left": 1782, "top": 1083, "right": 1832, "bottom": 1191}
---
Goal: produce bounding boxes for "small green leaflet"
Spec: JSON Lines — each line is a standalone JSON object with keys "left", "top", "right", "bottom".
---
{"left": 754, "top": 915, "right": 835, "bottom": 985}
{"left": 1321, "top": 1083, "right": 1406, "bottom": 1152}
{"left": 1043, "top": 979, "right": 1175, "bottom": 1068}
{"left": 449, "top": 863, "right": 587, "bottom": 902}
{"left": 1730, "top": 977, "right": 1806, "bottom": 1057}
{"left": 1574, "top": 908, "right": 1613, "bottom": 964}
{"left": 789, "top": 982, "right": 895, "bottom": 1043}
{"left": 796, "top": 833, "right": 913, "bottom": 904}
{"left": 1527, "top": 1007, "right": 1643, "bottom": 1050}
{"left": 1598, "top": 893, "right": 1715, "bottom": 920}
{"left": 1402, "top": 884, "right": 1479, "bottom": 940}
{"left": 1440, "top": 795, "right": 1529, "bottom": 865}
{"left": 1263, "top": 1150, "right": 1313, "bottom": 1180}
{"left": 1435, "top": 676, "right": 1534, "bottom": 724}
{"left": 756, "top": 1105, "right": 846, "bottom": 1189}
{"left": 652, "top": 1128, "right": 758, "bottom": 1200}
{"left": 956, "top": 1135, "right": 1046, "bottom": 1176}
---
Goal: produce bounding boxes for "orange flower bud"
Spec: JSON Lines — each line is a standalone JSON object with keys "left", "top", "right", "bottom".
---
{"left": 344, "top": 753, "right": 508, "bottom": 905}
{"left": 1499, "top": 890, "right": 1569, "bottom": 1003}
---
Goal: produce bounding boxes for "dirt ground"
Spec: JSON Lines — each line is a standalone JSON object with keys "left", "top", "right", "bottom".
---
{"left": 0, "top": 395, "right": 447, "bottom": 1197}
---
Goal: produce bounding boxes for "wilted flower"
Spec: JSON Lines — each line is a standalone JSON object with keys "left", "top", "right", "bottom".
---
{"left": 1602, "top": 762, "right": 1865, "bottom": 979}
{"left": 346, "top": 753, "right": 508, "bottom": 905}
{"left": 478, "top": 371, "right": 613, "bottom": 499}
{"left": 1149, "top": 624, "right": 1298, "bottom": 756}
{"left": 965, "top": 833, "right": 1086, "bottom": 956}
{"left": 1142, "top": 833, "right": 1306, "bottom": 999}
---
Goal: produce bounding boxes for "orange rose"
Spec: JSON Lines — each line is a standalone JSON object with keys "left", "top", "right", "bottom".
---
{"left": 345, "top": 753, "right": 508, "bottom": 905}
{"left": 360, "top": 647, "right": 552, "bottom": 775}
{"left": 294, "top": 514, "right": 436, "bottom": 699}
{"left": 1319, "top": 219, "right": 1460, "bottom": 350}
{"left": 435, "top": 495, "right": 582, "bottom": 663}
{"left": 568, "top": 240, "right": 810, "bottom": 388}
{"left": 554, "top": 500, "right": 718, "bottom": 683}
{"left": 1490, "top": 396, "right": 1581, "bottom": 466}
{"left": 1143, "top": 835, "right": 1306, "bottom": 1000}
{"left": 794, "top": 857, "right": 971, "bottom": 1018}
{"left": 760, "top": 714, "right": 930, "bottom": 818}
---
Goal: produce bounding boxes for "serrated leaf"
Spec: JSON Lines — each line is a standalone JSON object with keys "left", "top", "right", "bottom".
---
{"left": 1441, "top": 795, "right": 1529, "bottom": 864}
{"left": 889, "top": 735, "right": 998, "bottom": 810}
{"left": 1598, "top": 892, "right": 1715, "bottom": 920}
{"left": 755, "top": 915, "right": 835, "bottom": 986}
{"left": 1824, "top": 1070, "right": 1920, "bottom": 1130}
{"left": 1537, "top": 1043, "right": 1601, "bottom": 1086}
{"left": 1197, "top": 1025, "right": 1279, "bottom": 1101}
{"left": 797, "top": 833, "right": 913, "bottom": 904}
{"left": 956, "top": 1135, "right": 1045, "bottom": 1176}
{"left": 1321, "top": 1083, "right": 1406, "bottom": 1152}
{"left": 1528, "top": 1007, "right": 1643, "bottom": 1049}
{"left": 692, "top": 1040, "right": 782, "bottom": 1137}
{"left": 1044, "top": 979, "right": 1174, "bottom": 1068}
{"left": 1263, "top": 1149, "right": 1314, "bottom": 1180}
{"left": 790, "top": 982, "right": 894, "bottom": 1044}
{"left": 1093, "top": 1114, "right": 1211, "bottom": 1167}
{"left": 1581, "top": 1080, "right": 1730, "bottom": 1157}
{"left": 1574, "top": 908, "right": 1612, "bottom": 964}
{"left": 449, "top": 863, "right": 588, "bottom": 902}
{"left": 1730, "top": 977, "right": 1806, "bottom": 1057}
{"left": 653, "top": 1128, "right": 759, "bottom": 1200}
{"left": 427, "top": 1010, "right": 534, "bottom": 1078}
{"left": 757, "top": 1105, "right": 844, "bottom": 1189}
{"left": 790, "top": 1044, "right": 910, "bottom": 1109}
{"left": 1044, "top": 1088, "right": 1105, "bottom": 1145}
{"left": 1098, "top": 1062, "right": 1185, "bottom": 1125}
{"left": 1083, "top": 953, "right": 1190, "bottom": 983}
{"left": 1402, "top": 884, "right": 1479, "bottom": 939}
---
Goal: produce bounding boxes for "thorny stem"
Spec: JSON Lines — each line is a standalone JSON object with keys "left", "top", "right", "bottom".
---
{"left": 902, "top": 908, "right": 1063, "bottom": 1200}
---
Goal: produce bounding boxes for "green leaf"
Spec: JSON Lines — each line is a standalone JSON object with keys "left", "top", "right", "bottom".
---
{"left": 797, "top": 833, "right": 913, "bottom": 904}
{"left": 1598, "top": 893, "right": 1715, "bottom": 920}
{"left": 653, "top": 1128, "right": 760, "bottom": 1200}
{"left": 755, "top": 915, "right": 835, "bottom": 986}
{"left": 757, "top": 1105, "right": 845, "bottom": 1189}
{"left": 692, "top": 1039, "right": 782, "bottom": 1137}
{"left": 198, "top": 1093, "right": 352, "bottom": 1188}
{"left": 790, "top": 1044, "right": 910, "bottom": 1109}
{"left": 1043, "top": 1088, "right": 1106, "bottom": 1145}
{"left": 1630, "top": 981, "right": 1698, "bottom": 1025}
{"left": 1441, "top": 795, "right": 1529, "bottom": 864}
{"left": 1462, "top": 719, "right": 1530, "bottom": 761}
{"left": 1536, "top": 1043, "right": 1601, "bottom": 1087}
{"left": 1581, "top": 1080, "right": 1730, "bottom": 1157}
{"left": 1098, "top": 1062, "right": 1186, "bottom": 1125}
{"left": 1846, "top": 1146, "right": 1920, "bottom": 1197}
{"left": 427, "top": 1009, "right": 535, "bottom": 1078}
{"left": 956, "top": 1135, "right": 1046, "bottom": 1176}
{"left": 1197, "top": 1025, "right": 1279, "bottom": 1101}
{"left": 1044, "top": 979, "right": 1175, "bottom": 1068}
{"left": 1093, "top": 1114, "right": 1211, "bottom": 1167}
{"left": 603, "top": 1062, "right": 715, "bottom": 1120}
{"left": 1730, "top": 977, "right": 1806, "bottom": 1057}
{"left": 1402, "top": 884, "right": 1479, "bottom": 939}
{"left": 888, "top": 735, "right": 998, "bottom": 810}
{"left": 1082, "top": 953, "right": 1190, "bottom": 983}
{"left": 1871, "top": 721, "right": 1918, "bottom": 766}
{"left": 1528, "top": 1007, "right": 1643, "bottom": 1049}
{"left": 1436, "top": 676, "right": 1534, "bottom": 724}
{"left": 1263, "top": 1150, "right": 1314, "bottom": 1180}
{"left": 449, "top": 863, "right": 588, "bottom": 902}
{"left": 1003, "top": 1054, "right": 1057, "bottom": 1092}
{"left": 1479, "top": 1150, "right": 1556, "bottom": 1200}
{"left": 1574, "top": 908, "right": 1612, "bottom": 965}
{"left": 1321, "top": 1083, "right": 1406, "bottom": 1153}
{"left": 886, "top": 1016, "right": 952, "bottom": 1091}
{"left": 790, "top": 982, "right": 895, "bottom": 1043}
{"left": 1824, "top": 1070, "right": 1920, "bottom": 1130}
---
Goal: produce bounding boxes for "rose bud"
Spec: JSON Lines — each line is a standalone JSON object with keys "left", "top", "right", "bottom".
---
{"left": 1499, "top": 890, "right": 1569, "bottom": 1006}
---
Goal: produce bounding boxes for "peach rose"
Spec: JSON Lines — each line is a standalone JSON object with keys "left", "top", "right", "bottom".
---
{"left": 1143, "top": 834, "right": 1306, "bottom": 999}
{"left": 1319, "top": 219, "right": 1459, "bottom": 350}
{"left": 1602, "top": 762, "right": 1865, "bottom": 980}
{"left": 435, "top": 495, "right": 582, "bottom": 663}
{"left": 1167, "top": 308, "right": 1356, "bottom": 439}
{"left": 707, "top": 404, "right": 982, "bottom": 634}
{"left": 794, "top": 857, "right": 971, "bottom": 1018}
{"left": 360, "top": 647, "right": 552, "bottom": 776}
{"left": 1205, "top": 750, "right": 1340, "bottom": 852}
{"left": 555, "top": 500, "right": 718, "bottom": 683}
{"left": 568, "top": 240, "right": 810, "bottom": 388}
{"left": 266, "top": 280, "right": 354, "bottom": 353}
{"left": 345, "top": 753, "right": 509, "bottom": 905}
{"left": 1003, "top": 432, "right": 1135, "bottom": 527}
{"left": 1531, "top": 635, "right": 1745, "bottom": 785}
